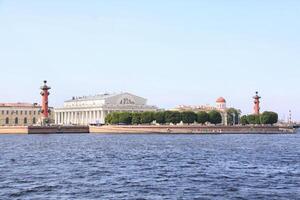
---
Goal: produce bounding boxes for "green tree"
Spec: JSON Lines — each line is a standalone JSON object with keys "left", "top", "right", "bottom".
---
{"left": 240, "top": 115, "right": 249, "bottom": 125}
{"left": 197, "top": 111, "right": 209, "bottom": 125}
{"left": 118, "top": 112, "right": 132, "bottom": 125}
{"left": 247, "top": 114, "right": 261, "bottom": 124}
{"left": 165, "top": 111, "right": 181, "bottom": 124}
{"left": 131, "top": 113, "right": 141, "bottom": 125}
{"left": 105, "top": 113, "right": 112, "bottom": 124}
{"left": 180, "top": 111, "right": 197, "bottom": 124}
{"left": 108, "top": 112, "right": 121, "bottom": 124}
{"left": 261, "top": 111, "right": 278, "bottom": 125}
{"left": 154, "top": 112, "right": 166, "bottom": 124}
{"left": 208, "top": 110, "right": 222, "bottom": 125}
{"left": 270, "top": 112, "right": 279, "bottom": 124}
{"left": 140, "top": 112, "right": 154, "bottom": 124}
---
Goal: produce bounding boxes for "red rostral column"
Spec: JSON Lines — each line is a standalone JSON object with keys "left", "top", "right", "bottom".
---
{"left": 253, "top": 91, "right": 261, "bottom": 115}
{"left": 40, "top": 80, "right": 51, "bottom": 124}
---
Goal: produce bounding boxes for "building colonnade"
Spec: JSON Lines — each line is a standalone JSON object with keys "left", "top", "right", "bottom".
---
{"left": 55, "top": 109, "right": 113, "bottom": 125}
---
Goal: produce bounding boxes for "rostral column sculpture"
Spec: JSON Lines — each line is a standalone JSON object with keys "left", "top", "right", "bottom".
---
{"left": 40, "top": 80, "right": 51, "bottom": 125}
{"left": 253, "top": 91, "right": 261, "bottom": 115}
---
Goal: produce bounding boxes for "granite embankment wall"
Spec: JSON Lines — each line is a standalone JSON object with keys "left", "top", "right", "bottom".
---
{"left": 0, "top": 125, "right": 295, "bottom": 134}
{"left": 90, "top": 125, "right": 296, "bottom": 134}
{"left": 0, "top": 126, "right": 89, "bottom": 134}
{"left": 28, "top": 126, "right": 89, "bottom": 134}
{"left": 0, "top": 126, "right": 28, "bottom": 134}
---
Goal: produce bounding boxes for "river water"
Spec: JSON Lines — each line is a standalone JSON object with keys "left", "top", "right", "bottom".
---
{"left": 0, "top": 131, "right": 299, "bottom": 200}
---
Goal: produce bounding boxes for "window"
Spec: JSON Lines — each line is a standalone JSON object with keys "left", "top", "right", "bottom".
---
{"left": 34, "top": 111, "right": 36, "bottom": 115}
{"left": 21, "top": 111, "right": 23, "bottom": 115}
{"left": 29, "top": 111, "right": 32, "bottom": 115}
{"left": 24, "top": 118, "right": 27, "bottom": 124}
{"left": 1, "top": 111, "right": 4, "bottom": 115}
{"left": 6, "top": 111, "right": 9, "bottom": 115}
{"left": 15, "top": 117, "right": 18, "bottom": 125}
{"left": 33, "top": 117, "right": 36, "bottom": 124}
{"left": 16, "top": 111, "right": 18, "bottom": 115}
{"left": 25, "top": 111, "right": 27, "bottom": 115}
{"left": 5, "top": 117, "right": 9, "bottom": 124}
{"left": 11, "top": 111, "right": 14, "bottom": 115}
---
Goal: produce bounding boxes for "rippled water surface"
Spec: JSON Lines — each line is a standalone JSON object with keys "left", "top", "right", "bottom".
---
{"left": 1, "top": 131, "right": 300, "bottom": 200}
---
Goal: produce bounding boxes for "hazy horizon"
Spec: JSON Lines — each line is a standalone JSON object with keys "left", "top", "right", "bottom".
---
{"left": 0, "top": 0, "right": 299, "bottom": 121}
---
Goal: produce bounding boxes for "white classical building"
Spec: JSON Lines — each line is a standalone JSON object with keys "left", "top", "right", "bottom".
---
{"left": 54, "top": 92, "right": 158, "bottom": 125}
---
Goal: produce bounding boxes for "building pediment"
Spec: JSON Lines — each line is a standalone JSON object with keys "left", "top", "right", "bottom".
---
{"left": 104, "top": 93, "right": 147, "bottom": 106}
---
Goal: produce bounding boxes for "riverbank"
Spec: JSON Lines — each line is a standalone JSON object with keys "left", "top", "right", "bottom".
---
{"left": 90, "top": 125, "right": 296, "bottom": 134}
{"left": 0, "top": 125, "right": 296, "bottom": 134}
{"left": 0, "top": 126, "right": 89, "bottom": 134}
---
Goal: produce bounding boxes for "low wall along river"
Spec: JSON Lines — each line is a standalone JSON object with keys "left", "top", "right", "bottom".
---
{"left": 90, "top": 125, "right": 296, "bottom": 134}
{"left": 0, "top": 126, "right": 90, "bottom": 134}
{"left": 0, "top": 125, "right": 296, "bottom": 134}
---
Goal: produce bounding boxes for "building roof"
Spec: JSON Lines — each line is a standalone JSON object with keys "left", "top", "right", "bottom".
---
{"left": 65, "top": 93, "right": 120, "bottom": 102}
{"left": 216, "top": 97, "right": 226, "bottom": 103}
{"left": 0, "top": 103, "right": 40, "bottom": 108}
{"left": 65, "top": 92, "right": 146, "bottom": 103}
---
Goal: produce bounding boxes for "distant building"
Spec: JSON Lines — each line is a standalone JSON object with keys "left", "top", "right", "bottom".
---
{"left": 54, "top": 92, "right": 158, "bottom": 125}
{"left": 172, "top": 97, "right": 229, "bottom": 125}
{"left": 216, "top": 97, "right": 227, "bottom": 110}
{"left": 0, "top": 103, "right": 53, "bottom": 126}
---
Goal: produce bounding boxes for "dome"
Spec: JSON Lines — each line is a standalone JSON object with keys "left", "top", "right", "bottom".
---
{"left": 216, "top": 97, "right": 226, "bottom": 103}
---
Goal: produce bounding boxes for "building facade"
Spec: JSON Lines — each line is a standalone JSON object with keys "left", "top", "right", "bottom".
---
{"left": 54, "top": 92, "right": 158, "bottom": 125}
{"left": 0, "top": 103, "right": 53, "bottom": 126}
{"left": 172, "top": 97, "right": 229, "bottom": 125}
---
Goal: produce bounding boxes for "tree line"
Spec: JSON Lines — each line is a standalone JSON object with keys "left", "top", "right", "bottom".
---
{"left": 105, "top": 110, "right": 279, "bottom": 126}
{"left": 240, "top": 111, "right": 278, "bottom": 125}
{"left": 105, "top": 110, "right": 223, "bottom": 125}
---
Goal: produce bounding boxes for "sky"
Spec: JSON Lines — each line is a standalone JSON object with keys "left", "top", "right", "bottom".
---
{"left": 0, "top": 0, "right": 299, "bottom": 121}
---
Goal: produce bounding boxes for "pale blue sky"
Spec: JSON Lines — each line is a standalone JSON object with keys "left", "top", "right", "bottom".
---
{"left": 0, "top": 0, "right": 299, "bottom": 121}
